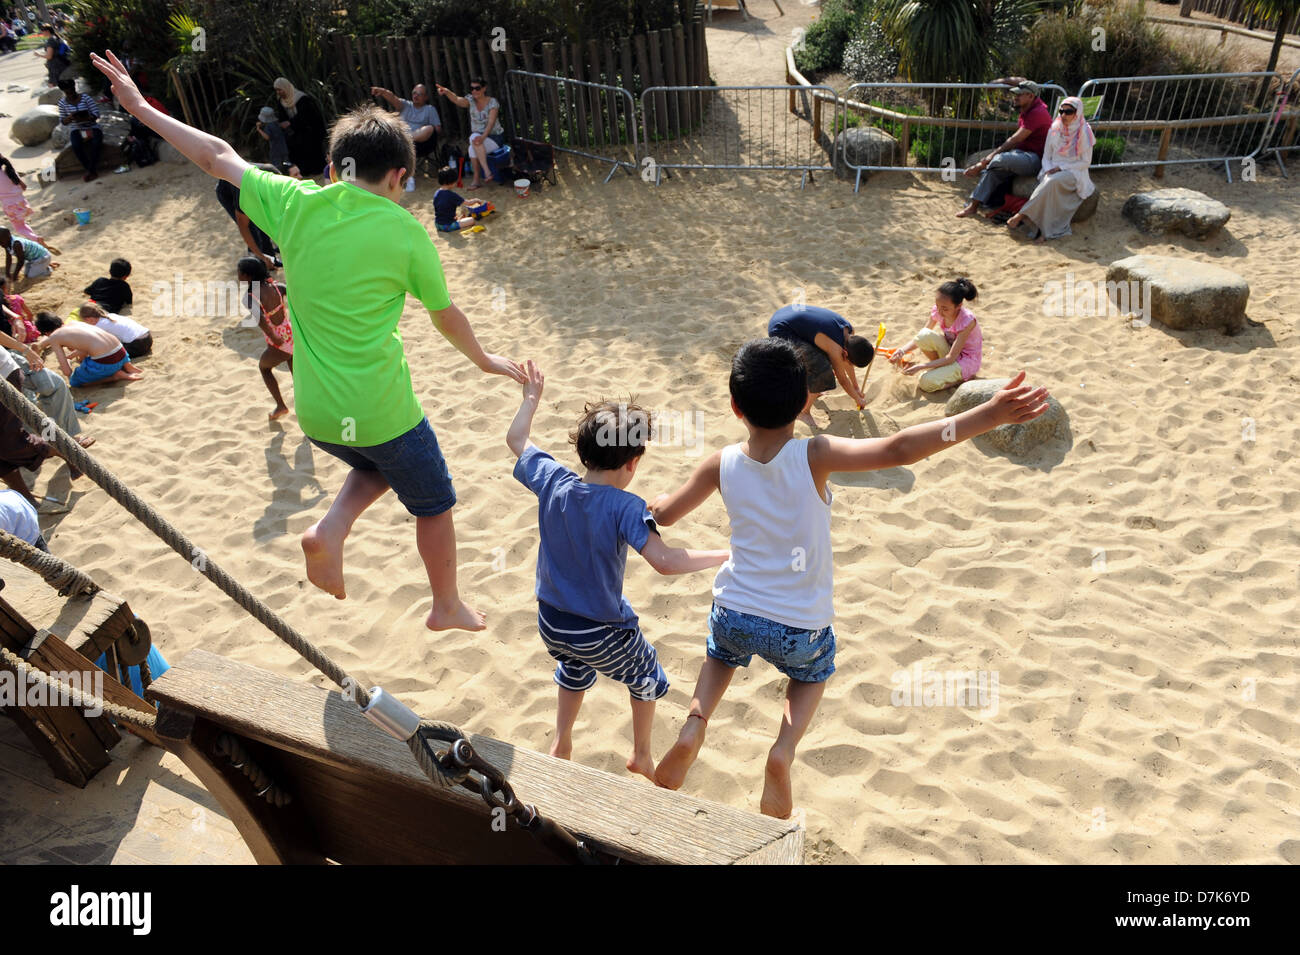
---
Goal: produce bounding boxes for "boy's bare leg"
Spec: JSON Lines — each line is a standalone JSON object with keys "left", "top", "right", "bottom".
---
{"left": 760, "top": 678, "right": 826, "bottom": 819}
{"left": 797, "top": 390, "right": 820, "bottom": 428}
{"left": 654, "top": 657, "right": 735, "bottom": 790}
{"left": 551, "top": 687, "right": 583, "bottom": 760}
{"left": 416, "top": 508, "right": 486, "bottom": 632}
{"left": 627, "top": 697, "right": 656, "bottom": 781}
{"left": 108, "top": 369, "right": 142, "bottom": 382}
{"left": 302, "top": 468, "right": 390, "bottom": 598}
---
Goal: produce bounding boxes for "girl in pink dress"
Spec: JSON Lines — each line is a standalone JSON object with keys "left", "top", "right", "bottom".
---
{"left": 0, "top": 154, "right": 56, "bottom": 250}
{"left": 888, "top": 278, "right": 983, "bottom": 392}
{"left": 237, "top": 256, "right": 294, "bottom": 420}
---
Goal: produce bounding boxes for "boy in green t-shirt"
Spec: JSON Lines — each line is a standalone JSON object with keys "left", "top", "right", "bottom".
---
{"left": 92, "top": 51, "right": 525, "bottom": 632}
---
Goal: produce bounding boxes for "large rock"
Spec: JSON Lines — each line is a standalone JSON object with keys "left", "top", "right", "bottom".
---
{"left": 965, "top": 148, "right": 1099, "bottom": 222}
{"left": 156, "top": 141, "right": 187, "bottom": 164}
{"left": 10, "top": 106, "right": 60, "bottom": 146}
{"left": 37, "top": 86, "right": 63, "bottom": 106}
{"left": 1121, "top": 188, "right": 1229, "bottom": 239}
{"left": 1106, "top": 254, "right": 1248, "bottom": 334}
{"left": 945, "top": 379, "right": 1070, "bottom": 456}
{"left": 835, "top": 126, "right": 902, "bottom": 180}
{"left": 51, "top": 112, "right": 130, "bottom": 149}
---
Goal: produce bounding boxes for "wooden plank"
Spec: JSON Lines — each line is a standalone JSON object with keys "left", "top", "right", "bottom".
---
{"left": 0, "top": 564, "right": 133, "bottom": 660}
{"left": 147, "top": 650, "right": 803, "bottom": 865}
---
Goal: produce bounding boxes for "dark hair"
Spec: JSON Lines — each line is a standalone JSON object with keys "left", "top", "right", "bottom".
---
{"left": 237, "top": 256, "right": 268, "bottom": 282}
{"left": 328, "top": 105, "right": 414, "bottom": 185}
{"left": 470, "top": 77, "right": 487, "bottom": 89}
{"left": 437, "top": 165, "right": 457, "bottom": 186}
{"left": 844, "top": 334, "right": 874, "bottom": 367}
{"left": 109, "top": 257, "right": 131, "bottom": 279}
{"left": 35, "top": 311, "right": 63, "bottom": 335}
{"left": 58, "top": 78, "right": 76, "bottom": 96}
{"left": 937, "top": 278, "right": 978, "bottom": 306}
{"left": 0, "top": 153, "right": 19, "bottom": 187}
{"left": 568, "top": 400, "right": 652, "bottom": 471}
{"left": 730, "top": 339, "right": 806, "bottom": 429}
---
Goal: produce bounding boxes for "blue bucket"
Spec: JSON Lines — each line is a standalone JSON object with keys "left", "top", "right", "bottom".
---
{"left": 73, "top": 208, "right": 91, "bottom": 226}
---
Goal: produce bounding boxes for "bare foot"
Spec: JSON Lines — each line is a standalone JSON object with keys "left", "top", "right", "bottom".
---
{"left": 269, "top": 405, "right": 290, "bottom": 420}
{"left": 982, "top": 207, "right": 1003, "bottom": 218}
{"left": 549, "top": 738, "right": 572, "bottom": 760}
{"left": 759, "top": 750, "right": 794, "bottom": 819}
{"left": 1006, "top": 214, "right": 1023, "bottom": 229}
{"left": 955, "top": 203, "right": 980, "bottom": 219}
{"left": 302, "top": 520, "right": 347, "bottom": 599}
{"left": 626, "top": 752, "right": 655, "bottom": 782}
{"left": 426, "top": 599, "right": 486, "bottom": 632}
{"left": 654, "top": 716, "right": 706, "bottom": 790}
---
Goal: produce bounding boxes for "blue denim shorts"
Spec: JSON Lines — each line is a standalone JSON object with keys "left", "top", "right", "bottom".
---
{"left": 707, "top": 602, "right": 836, "bottom": 683}
{"left": 309, "top": 417, "right": 456, "bottom": 517}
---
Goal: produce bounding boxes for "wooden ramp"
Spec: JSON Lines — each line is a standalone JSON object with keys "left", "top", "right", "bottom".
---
{"left": 147, "top": 650, "right": 804, "bottom": 865}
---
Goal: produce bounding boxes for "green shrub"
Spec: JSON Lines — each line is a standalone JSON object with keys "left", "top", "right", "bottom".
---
{"left": 793, "top": 0, "right": 861, "bottom": 75}
{"left": 1092, "top": 134, "right": 1126, "bottom": 164}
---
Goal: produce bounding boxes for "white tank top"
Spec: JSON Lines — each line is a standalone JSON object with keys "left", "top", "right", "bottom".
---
{"left": 712, "top": 438, "right": 834, "bottom": 630}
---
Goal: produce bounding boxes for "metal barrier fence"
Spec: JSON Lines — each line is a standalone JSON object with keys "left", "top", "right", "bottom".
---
{"left": 839, "top": 82, "right": 1069, "bottom": 191}
{"left": 1076, "top": 72, "right": 1280, "bottom": 182}
{"left": 504, "top": 69, "right": 640, "bottom": 183}
{"left": 639, "top": 85, "right": 839, "bottom": 186}
{"left": 1258, "top": 68, "right": 1300, "bottom": 177}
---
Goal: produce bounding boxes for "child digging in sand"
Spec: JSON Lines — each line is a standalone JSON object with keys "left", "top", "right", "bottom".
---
{"left": 506, "top": 361, "right": 729, "bottom": 778}
{"left": 34, "top": 312, "right": 143, "bottom": 386}
{"left": 888, "top": 278, "right": 983, "bottom": 392}
{"left": 650, "top": 339, "right": 1048, "bottom": 817}
{"left": 91, "top": 49, "right": 524, "bottom": 631}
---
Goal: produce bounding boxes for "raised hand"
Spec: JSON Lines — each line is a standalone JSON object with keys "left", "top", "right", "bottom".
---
{"left": 989, "top": 371, "right": 1049, "bottom": 424}
{"left": 521, "top": 358, "right": 544, "bottom": 402}
{"left": 482, "top": 353, "right": 526, "bottom": 383}
{"left": 89, "top": 50, "right": 146, "bottom": 115}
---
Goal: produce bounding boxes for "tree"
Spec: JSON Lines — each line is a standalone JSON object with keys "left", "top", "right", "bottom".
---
{"left": 1244, "top": 0, "right": 1300, "bottom": 75}
{"left": 876, "top": 0, "right": 1038, "bottom": 84}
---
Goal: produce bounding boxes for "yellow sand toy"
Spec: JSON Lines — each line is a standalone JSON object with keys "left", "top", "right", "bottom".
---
{"left": 856, "top": 323, "right": 888, "bottom": 408}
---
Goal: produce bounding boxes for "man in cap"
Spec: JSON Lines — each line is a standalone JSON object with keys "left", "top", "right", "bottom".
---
{"left": 957, "top": 77, "right": 1052, "bottom": 219}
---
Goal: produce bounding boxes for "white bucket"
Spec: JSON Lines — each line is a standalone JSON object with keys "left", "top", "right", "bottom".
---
{"left": 514, "top": 178, "right": 531, "bottom": 198}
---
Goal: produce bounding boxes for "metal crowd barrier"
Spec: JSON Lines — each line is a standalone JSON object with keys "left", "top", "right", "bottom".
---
{"left": 838, "top": 82, "right": 1069, "bottom": 191}
{"left": 504, "top": 69, "right": 640, "bottom": 183}
{"left": 639, "top": 84, "right": 839, "bottom": 187}
{"left": 1076, "top": 72, "right": 1280, "bottom": 182}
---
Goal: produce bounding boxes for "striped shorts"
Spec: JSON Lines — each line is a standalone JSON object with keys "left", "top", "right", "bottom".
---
{"left": 536, "top": 602, "right": 669, "bottom": 701}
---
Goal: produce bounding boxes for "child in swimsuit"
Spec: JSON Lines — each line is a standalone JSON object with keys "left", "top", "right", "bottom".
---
{"left": 237, "top": 256, "right": 293, "bottom": 420}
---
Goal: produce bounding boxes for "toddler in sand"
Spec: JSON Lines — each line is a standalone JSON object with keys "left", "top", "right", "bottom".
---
{"left": 889, "top": 278, "right": 983, "bottom": 392}
{"left": 651, "top": 338, "right": 1047, "bottom": 817}
{"left": 92, "top": 49, "right": 523, "bottom": 632}
{"left": 506, "top": 360, "right": 728, "bottom": 778}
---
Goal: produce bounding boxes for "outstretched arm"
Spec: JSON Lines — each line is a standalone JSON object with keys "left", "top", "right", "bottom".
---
{"left": 809, "top": 372, "right": 1048, "bottom": 485}
{"left": 506, "top": 360, "right": 544, "bottom": 458}
{"left": 429, "top": 301, "right": 525, "bottom": 383}
{"left": 369, "top": 86, "right": 400, "bottom": 110}
{"left": 638, "top": 531, "right": 729, "bottom": 576}
{"left": 648, "top": 450, "right": 723, "bottom": 527}
{"left": 92, "top": 50, "right": 248, "bottom": 186}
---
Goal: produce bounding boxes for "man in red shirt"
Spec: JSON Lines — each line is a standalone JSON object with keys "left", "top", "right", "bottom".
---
{"left": 958, "top": 79, "right": 1052, "bottom": 219}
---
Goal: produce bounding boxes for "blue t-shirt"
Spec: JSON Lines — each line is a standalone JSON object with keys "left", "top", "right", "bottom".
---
{"left": 768, "top": 304, "right": 852, "bottom": 349}
{"left": 432, "top": 188, "right": 463, "bottom": 225}
{"left": 513, "top": 444, "right": 655, "bottom": 626}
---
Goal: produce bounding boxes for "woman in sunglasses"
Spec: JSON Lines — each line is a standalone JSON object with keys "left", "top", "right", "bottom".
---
{"left": 436, "top": 77, "right": 505, "bottom": 190}
{"left": 1007, "top": 96, "right": 1095, "bottom": 241}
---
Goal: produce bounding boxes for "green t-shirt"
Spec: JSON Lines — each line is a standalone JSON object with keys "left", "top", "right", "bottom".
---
{"left": 238, "top": 167, "right": 452, "bottom": 446}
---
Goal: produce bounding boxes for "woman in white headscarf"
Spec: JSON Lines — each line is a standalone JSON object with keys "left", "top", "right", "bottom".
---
{"left": 273, "top": 77, "right": 327, "bottom": 176}
{"left": 1007, "top": 95, "right": 1095, "bottom": 241}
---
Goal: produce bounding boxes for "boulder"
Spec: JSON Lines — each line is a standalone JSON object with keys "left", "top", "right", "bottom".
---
{"left": 1106, "top": 255, "right": 1249, "bottom": 334}
{"left": 156, "top": 141, "right": 187, "bottom": 164}
{"left": 37, "top": 86, "right": 63, "bottom": 106}
{"left": 835, "top": 126, "right": 903, "bottom": 180}
{"left": 945, "top": 379, "right": 1070, "bottom": 457}
{"left": 964, "top": 149, "right": 1098, "bottom": 222}
{"left": 1121, "top": 187, "right": 1229, "bottom": 239}
{"left": 10, "top": 106, "right": 60, "bottom": 146}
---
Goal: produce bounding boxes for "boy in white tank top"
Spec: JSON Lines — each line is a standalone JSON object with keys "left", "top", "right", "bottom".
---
{"left": 650, "top": 339, "right": 1049, "bottom": 818}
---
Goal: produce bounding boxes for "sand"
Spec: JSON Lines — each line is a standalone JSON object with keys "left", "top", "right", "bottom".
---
{"left": 1, "top": 10, "right": 1297, "bottom": 864}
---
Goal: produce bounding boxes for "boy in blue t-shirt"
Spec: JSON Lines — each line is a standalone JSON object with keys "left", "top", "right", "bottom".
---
{"left": 432, "top": 166, "right": 484, "bottom": 232}
{"left": 506, "top": 360, "right": 728, "bottom": 779}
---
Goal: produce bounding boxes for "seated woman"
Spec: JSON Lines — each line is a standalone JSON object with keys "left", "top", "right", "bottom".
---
{"left": 767, "top": 304, "right": 874, "bottom": 428}
{"left": 1007, "top": 96, "right": 1094, "bottom": 242}
{"left": 273, "top": 78, "right": 327, "bottom": 177}
{"left": 436, "top": 77, "right": 505, "bottom": 189}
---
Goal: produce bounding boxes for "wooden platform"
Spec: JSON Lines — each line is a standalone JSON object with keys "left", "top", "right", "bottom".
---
{"left": 0, "top": 561, "right": 137, "bottom": 661}
{"left": 147, "top": 650, "right": 805, "bottom": 865}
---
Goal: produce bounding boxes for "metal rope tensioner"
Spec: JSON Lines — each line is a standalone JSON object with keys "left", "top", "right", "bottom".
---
{"left": 361, "top": 686, "right": 601, "bottom": 863}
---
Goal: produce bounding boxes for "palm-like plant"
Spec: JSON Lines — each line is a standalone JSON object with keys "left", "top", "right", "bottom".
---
{"left": 876, "top": 0, "right": 1039, "bottom": 83}
{"left": 1243, "top": 0, "right": 1300, "bottom": 76}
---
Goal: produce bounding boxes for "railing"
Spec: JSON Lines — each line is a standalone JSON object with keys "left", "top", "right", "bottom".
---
{"left": 504, "top": 70, "right": 640, "bottom": 181}
{"left": 838, "top": 82, "right": 1069, "bottom": 191}
{"left": 1259, "top": 68, "right": 1300, "bottom": 177}
{"left": 640, "top": 84, "right": 838, "bottom": 186}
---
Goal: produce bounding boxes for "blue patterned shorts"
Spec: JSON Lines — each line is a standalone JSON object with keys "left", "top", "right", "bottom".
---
{"left": 707, "top": 602, "right": 836, "bottom": 683}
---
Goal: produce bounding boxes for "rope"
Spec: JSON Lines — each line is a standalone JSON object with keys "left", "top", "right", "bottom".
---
{"left": 0, "top": 529, "right": 99, "bottom": 596}
{"left": 0, "top": 645, "right": 156, "bottom": 730}
{"left": 0, "top": 377, "right": 476, "bottom": 788}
